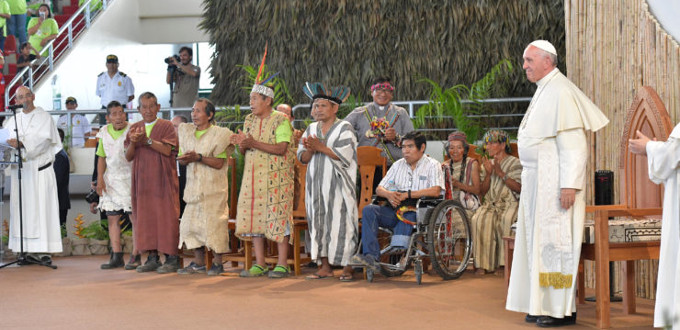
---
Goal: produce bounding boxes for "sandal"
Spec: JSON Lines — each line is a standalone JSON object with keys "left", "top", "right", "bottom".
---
{"left": 239, "top": 264, "right": 268, "bottom": 277}
{"left": 268, "top": 265, "right": 290, "bottom": 278}
{"left": 305, "top": 273, "right": 332, "bottom": 280}
{"left": 339, "top": 273, "right": 354, "bottom": 282}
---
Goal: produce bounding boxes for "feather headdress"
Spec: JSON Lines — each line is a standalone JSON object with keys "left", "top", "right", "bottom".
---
{"left": 302, "top": 82, "right": 351, "bottom": 105}
{"left": 251, "top": 42, "right": 276, "bottom": 99}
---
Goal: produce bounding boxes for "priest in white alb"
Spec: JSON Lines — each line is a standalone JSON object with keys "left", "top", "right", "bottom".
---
{"left": 629, "top": 126, "right": 680, "bottom": 329}
{"left": 4, "top": 86, "right": 63, "bottom": 261}
{"left": 505, "top": 40, "right": 609, "bottom": 327}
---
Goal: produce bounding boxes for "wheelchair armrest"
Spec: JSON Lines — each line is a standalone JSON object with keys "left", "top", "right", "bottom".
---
{"left": 416, "top": 196, "right": 443, "bottom": 208}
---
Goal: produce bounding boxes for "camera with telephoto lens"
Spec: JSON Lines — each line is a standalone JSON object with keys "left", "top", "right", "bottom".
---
{"left": 165, "top": 54, "right": 180, "bottom": 70}
{"left": 85, "top": 181, "right": 100, "bottom": 204}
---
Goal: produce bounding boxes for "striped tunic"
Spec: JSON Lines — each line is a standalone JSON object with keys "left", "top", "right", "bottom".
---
{"left": 297, "top": 120, "right": 358, "bottom": 266}
{"left": 471, "top": 155, "right": 522, "bottom": 271}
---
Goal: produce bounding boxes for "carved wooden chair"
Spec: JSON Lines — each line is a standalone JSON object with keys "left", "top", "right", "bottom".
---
{"left": 357, "top": 146, "right": 387, "bottom": 218}
{"left": 578, "top": 86, "right": 671, "bottom": 328}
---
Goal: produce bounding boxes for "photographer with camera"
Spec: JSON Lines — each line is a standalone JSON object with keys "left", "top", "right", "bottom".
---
{"left": 166, "top": 46, "right": 200, "bottom": 108}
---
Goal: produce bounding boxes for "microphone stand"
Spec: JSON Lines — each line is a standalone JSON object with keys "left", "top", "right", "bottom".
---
{"left": 0, "top": 105, "right": 57, "bottom": 270}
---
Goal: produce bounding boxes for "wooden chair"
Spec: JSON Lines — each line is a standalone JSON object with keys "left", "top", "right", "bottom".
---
{"left": 262, "top": 158, "right": 311, "bottom": 276}
{"left": 220, "top": 157, "right": 255, "bottom": 269}
{"left": 578, "top": 86, "right": 671, "bottom": 328}
{"left": 357, "top": 146, "right": 387, "bottom": 218}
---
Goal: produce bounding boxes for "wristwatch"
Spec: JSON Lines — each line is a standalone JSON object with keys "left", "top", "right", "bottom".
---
{"left": 146, "top": 138, "right": 153, "bottom": 146}
{"left": 197, "top": 153, "right": 203, "bottom": 162}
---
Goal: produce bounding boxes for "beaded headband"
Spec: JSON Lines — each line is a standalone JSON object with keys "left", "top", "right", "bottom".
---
{"left": 370, "top": 82, "right": 394, "bottom": 92}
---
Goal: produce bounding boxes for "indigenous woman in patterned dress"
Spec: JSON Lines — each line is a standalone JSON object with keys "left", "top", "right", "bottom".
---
{"left": 442, "top": 131, "right": 481, "bottom": 235}
{"left": 471, "top": 129, "right": 522, "bottom": 275}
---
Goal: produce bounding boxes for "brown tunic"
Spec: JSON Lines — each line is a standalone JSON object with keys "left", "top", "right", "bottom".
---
{"left": 125, "top": 119, "right": 180, "bottom": 255}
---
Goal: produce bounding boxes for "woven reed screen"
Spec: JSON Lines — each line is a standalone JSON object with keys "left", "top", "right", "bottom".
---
{"left": 566, "top": 0, "right": 679, "bottom": 201}
{"left": 566, "top": 0, "right": 678, "bottom": 299}
{"left": 201, "top": 0, "right": 565, "bottom": 105}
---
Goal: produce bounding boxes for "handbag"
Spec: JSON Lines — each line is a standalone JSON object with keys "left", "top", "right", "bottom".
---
{"left": 449, "top": 160, "right": 480, "bottom": 210}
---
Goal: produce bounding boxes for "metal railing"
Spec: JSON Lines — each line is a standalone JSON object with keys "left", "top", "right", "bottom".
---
{"left": 4, "top": 0, "right": 113, "bottom": 106}
{"left": 0, "top": 96, "right": 531, "bottom": 148}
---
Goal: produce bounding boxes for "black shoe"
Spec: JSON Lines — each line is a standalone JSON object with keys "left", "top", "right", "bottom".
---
{"left": 536, "top": 313, "right": 577, "bottom": 327}
{"left": 101, "top": 252, "right": 125, "bottom": 269}
{"left": 525, "top": 314, "right": 539, "bottom": 323}
{"left": 136, "top": 254, "right": 161, "bottom": 273}
{"left": 157, "top": 255, "right": 180, "bottom": 274}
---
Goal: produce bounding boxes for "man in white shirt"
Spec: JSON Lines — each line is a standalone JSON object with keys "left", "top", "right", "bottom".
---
{"left": 95, "top": 54, "right": 134, "bottom": 124}
{"left": 351, "top": 131, "right": 444, "bottom": 272}
{"left": 56, "top": 96, "right": 91, "bottom": 147}
{"left": 505, "top": 40, "right": 609, "bottom": 327}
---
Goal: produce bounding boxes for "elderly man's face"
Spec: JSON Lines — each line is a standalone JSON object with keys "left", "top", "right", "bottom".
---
{"left": 171, "top": 116, "right": 184, "bottom": 131}
{"left": 15, "top": 87, "right": 34, "bottom": 107}
{"left": 372, "top": 86, "right": 393, "bottom": 106}
{"left": 249, "top": 93, "right": 272, "bottom": 117}
{"left": 107, "top": 106, "right": 127, "bottom": 131}
{"left": 276, "top": 104, "right": 293, "bottom": 122}
{"left": 191, "top": 101, "right": 212, "bottom": 128}
{"left": 522, "top": 46, "right": 553, "bottom": 83}
{"left": 138, "top": 96, "right": 160, "bottom": 123}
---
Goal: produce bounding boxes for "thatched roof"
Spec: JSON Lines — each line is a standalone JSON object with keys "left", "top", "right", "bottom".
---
{"left": 201, "top": 0, "right": 565, "bottom": 105}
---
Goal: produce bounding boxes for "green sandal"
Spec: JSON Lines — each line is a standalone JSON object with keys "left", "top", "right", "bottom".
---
{"left": 239, "top": 264, "right": 268, "bottom": 277}
{"left": 268, "top": 265, "right": 290, "bottom": 278}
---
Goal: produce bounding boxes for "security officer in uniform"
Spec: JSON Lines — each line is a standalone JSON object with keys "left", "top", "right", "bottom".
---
{"left": 95, "top": 54, "right": 134, "bottom": 124}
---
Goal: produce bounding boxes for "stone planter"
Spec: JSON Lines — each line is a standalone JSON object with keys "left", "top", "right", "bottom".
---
{"left": 88, "top": 239, "right": 110, "bottom": 255}
{"left": 54, "top": 238, "right": 72, "bottom": 257}
{"left": 122, "top": 235, "right": 134, "bottom": 254}
{"left": 71, "top": 237, "right": 91, "bottom": 256}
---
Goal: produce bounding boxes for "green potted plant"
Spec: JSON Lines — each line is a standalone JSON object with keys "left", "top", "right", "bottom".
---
{"left": 80, "top": 220, "right": 109, "bottom": 255}
{"left": 415, "top": 59, "right": 513, "bottom": 144}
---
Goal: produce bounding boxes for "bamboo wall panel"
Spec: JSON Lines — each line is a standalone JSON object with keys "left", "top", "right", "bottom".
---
{"left": 566, "top": 0, "right": 678, "bottom": 299}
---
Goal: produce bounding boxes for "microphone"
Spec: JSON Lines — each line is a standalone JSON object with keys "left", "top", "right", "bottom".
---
{"left": 6, "top": 104, "right": 23, "bottom": 110}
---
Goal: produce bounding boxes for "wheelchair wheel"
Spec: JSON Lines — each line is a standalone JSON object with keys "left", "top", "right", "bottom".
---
{"left": 376, "top": 227, "right": 410, "bottom": 277}
{"left": 426, "top": 199, "right": 472, "bottom": 280}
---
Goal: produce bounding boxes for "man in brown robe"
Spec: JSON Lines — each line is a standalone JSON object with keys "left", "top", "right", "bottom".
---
{"left": 125, "top": 92, "right": 180, "bottom": 274}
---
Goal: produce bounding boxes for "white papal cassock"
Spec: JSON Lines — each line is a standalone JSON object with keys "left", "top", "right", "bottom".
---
{"left": 646, "top": 123, "right": 680, "bottom": 328}
{"left": 506, "top": 68, "right": 608, "bottom": 318}
{"left": 3, "top": 107, "right": 63, "bottom": 253}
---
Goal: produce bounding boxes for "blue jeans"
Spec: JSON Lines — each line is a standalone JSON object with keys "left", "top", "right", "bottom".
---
{"left": 8, "top": 14, "right": 27, "bottom": 45}
{"left": 361, "top": 204, "right": 416, "bottom": 259}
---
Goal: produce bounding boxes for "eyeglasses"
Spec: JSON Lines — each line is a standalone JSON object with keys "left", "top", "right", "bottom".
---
{"left": 374, "top": 88, "right": 393, "bottom": 95}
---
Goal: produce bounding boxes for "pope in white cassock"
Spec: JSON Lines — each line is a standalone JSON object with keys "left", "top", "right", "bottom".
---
{"left": 505, "top": 40, "right": 609, "bottom": 327}
{"left": 629, "top": 126, "right": 680, "bottom": 329}
{"left": 4, "top": 86, "right": 63, "bottom": 256}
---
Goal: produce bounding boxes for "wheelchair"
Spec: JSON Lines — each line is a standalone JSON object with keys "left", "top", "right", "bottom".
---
{"left": 361, "top": 196, "right": 472, "bottom": 285}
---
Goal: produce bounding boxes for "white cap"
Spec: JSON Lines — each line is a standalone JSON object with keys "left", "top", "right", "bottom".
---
{"left": 251, "top": 84, "right": 274, "bottom": 99}
{"left": 528, "top": 40, "right": 557, "bottom": 56}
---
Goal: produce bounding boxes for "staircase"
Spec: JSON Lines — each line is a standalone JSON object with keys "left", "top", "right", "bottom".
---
{"left": 3, "top": 0, "right": 113, "bottom": 107}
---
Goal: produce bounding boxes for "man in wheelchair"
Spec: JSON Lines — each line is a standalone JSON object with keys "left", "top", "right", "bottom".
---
{"left": 352, "top": 131, "right": 445, "bottom": 272}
